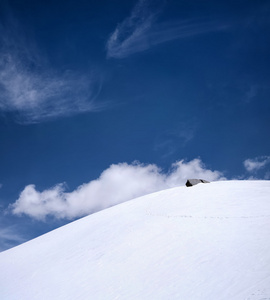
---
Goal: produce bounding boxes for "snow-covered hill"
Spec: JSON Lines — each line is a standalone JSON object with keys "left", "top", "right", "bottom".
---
{"left": 1, "top": 181, "right": 270, "bottom": 300}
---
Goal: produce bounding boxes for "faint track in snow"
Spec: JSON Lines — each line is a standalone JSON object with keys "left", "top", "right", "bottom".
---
{"left": 146, "top": 212, "right": 270, "bottom": 220}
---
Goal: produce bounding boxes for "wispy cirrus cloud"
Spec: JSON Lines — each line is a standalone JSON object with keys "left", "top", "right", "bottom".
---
{"left": 106, "top": 0, "right": 227, "bottom": 59}
{"left": 243, "top": 156, "right": 270, "bottom": 173}
{"left": 154, "top": 121, "right": 197, "bottom": 158}
{"left": 0, "top": 220, "right": 26, "bottom": 252}
{"left": 0, "top": 19, "right": 104, "bottom": 124}
{"left": 10, "top": 159, "right": 225, "bottom": 221}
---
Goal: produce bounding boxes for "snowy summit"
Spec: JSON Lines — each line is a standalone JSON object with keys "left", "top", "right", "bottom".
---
{"left": 1, "top": 180, "right": 270, "bottom": 300}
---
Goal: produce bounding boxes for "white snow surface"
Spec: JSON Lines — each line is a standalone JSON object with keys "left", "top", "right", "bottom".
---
{"left": 1, "top": 180, "right": 270, "bottom": 300}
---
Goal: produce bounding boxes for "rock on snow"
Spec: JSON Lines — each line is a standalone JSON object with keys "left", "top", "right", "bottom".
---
{"left": 0, "top": 180, "right": 270, "bottom": 300}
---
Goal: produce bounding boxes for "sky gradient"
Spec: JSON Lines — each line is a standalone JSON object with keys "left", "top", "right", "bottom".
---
{"left": 0, "top": 0, "right": 270, "bottom": 251}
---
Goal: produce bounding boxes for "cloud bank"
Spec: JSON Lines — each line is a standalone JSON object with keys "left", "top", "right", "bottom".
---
{"left": 11, "top": 159, "right": 225, "bottom": 221}
{"left": 0, "top": 20, "right": 103, "bottom": 123}
{"left": 106, "top": 0, "right": 226, "bottom": 59}
{"left": 243, "top": 156, "right": 270, "bottom": 172}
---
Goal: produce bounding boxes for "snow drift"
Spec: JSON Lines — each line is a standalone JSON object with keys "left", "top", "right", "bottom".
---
{"left": 1, "top": 180, "right": 270, "bottom": 300}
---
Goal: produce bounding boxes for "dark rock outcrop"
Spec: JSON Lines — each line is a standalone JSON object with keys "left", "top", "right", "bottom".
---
{"left": 186, "top": 179, "right": 210, "bottom": 187}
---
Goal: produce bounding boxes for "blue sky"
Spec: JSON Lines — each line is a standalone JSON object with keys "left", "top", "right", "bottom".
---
{"left": 0, "top": 0, "right": 270, "bottom": 251}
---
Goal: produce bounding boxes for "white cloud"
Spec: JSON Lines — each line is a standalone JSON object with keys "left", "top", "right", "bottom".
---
{"left": 106, "top": 0, "right": 227, "bottom": 59}
{"left": 0, "top": 20, "right": 104, "bottom": 123}
{"left": 243, "top": 156, "right": 270, "bottom": 172}
{"left": 11, "top": 159, "right": 225, "bottom": 221}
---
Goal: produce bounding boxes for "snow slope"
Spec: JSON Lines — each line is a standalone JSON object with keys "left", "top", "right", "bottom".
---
{"left": 1, "top": 181, "right": 270, "bottom": 300}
